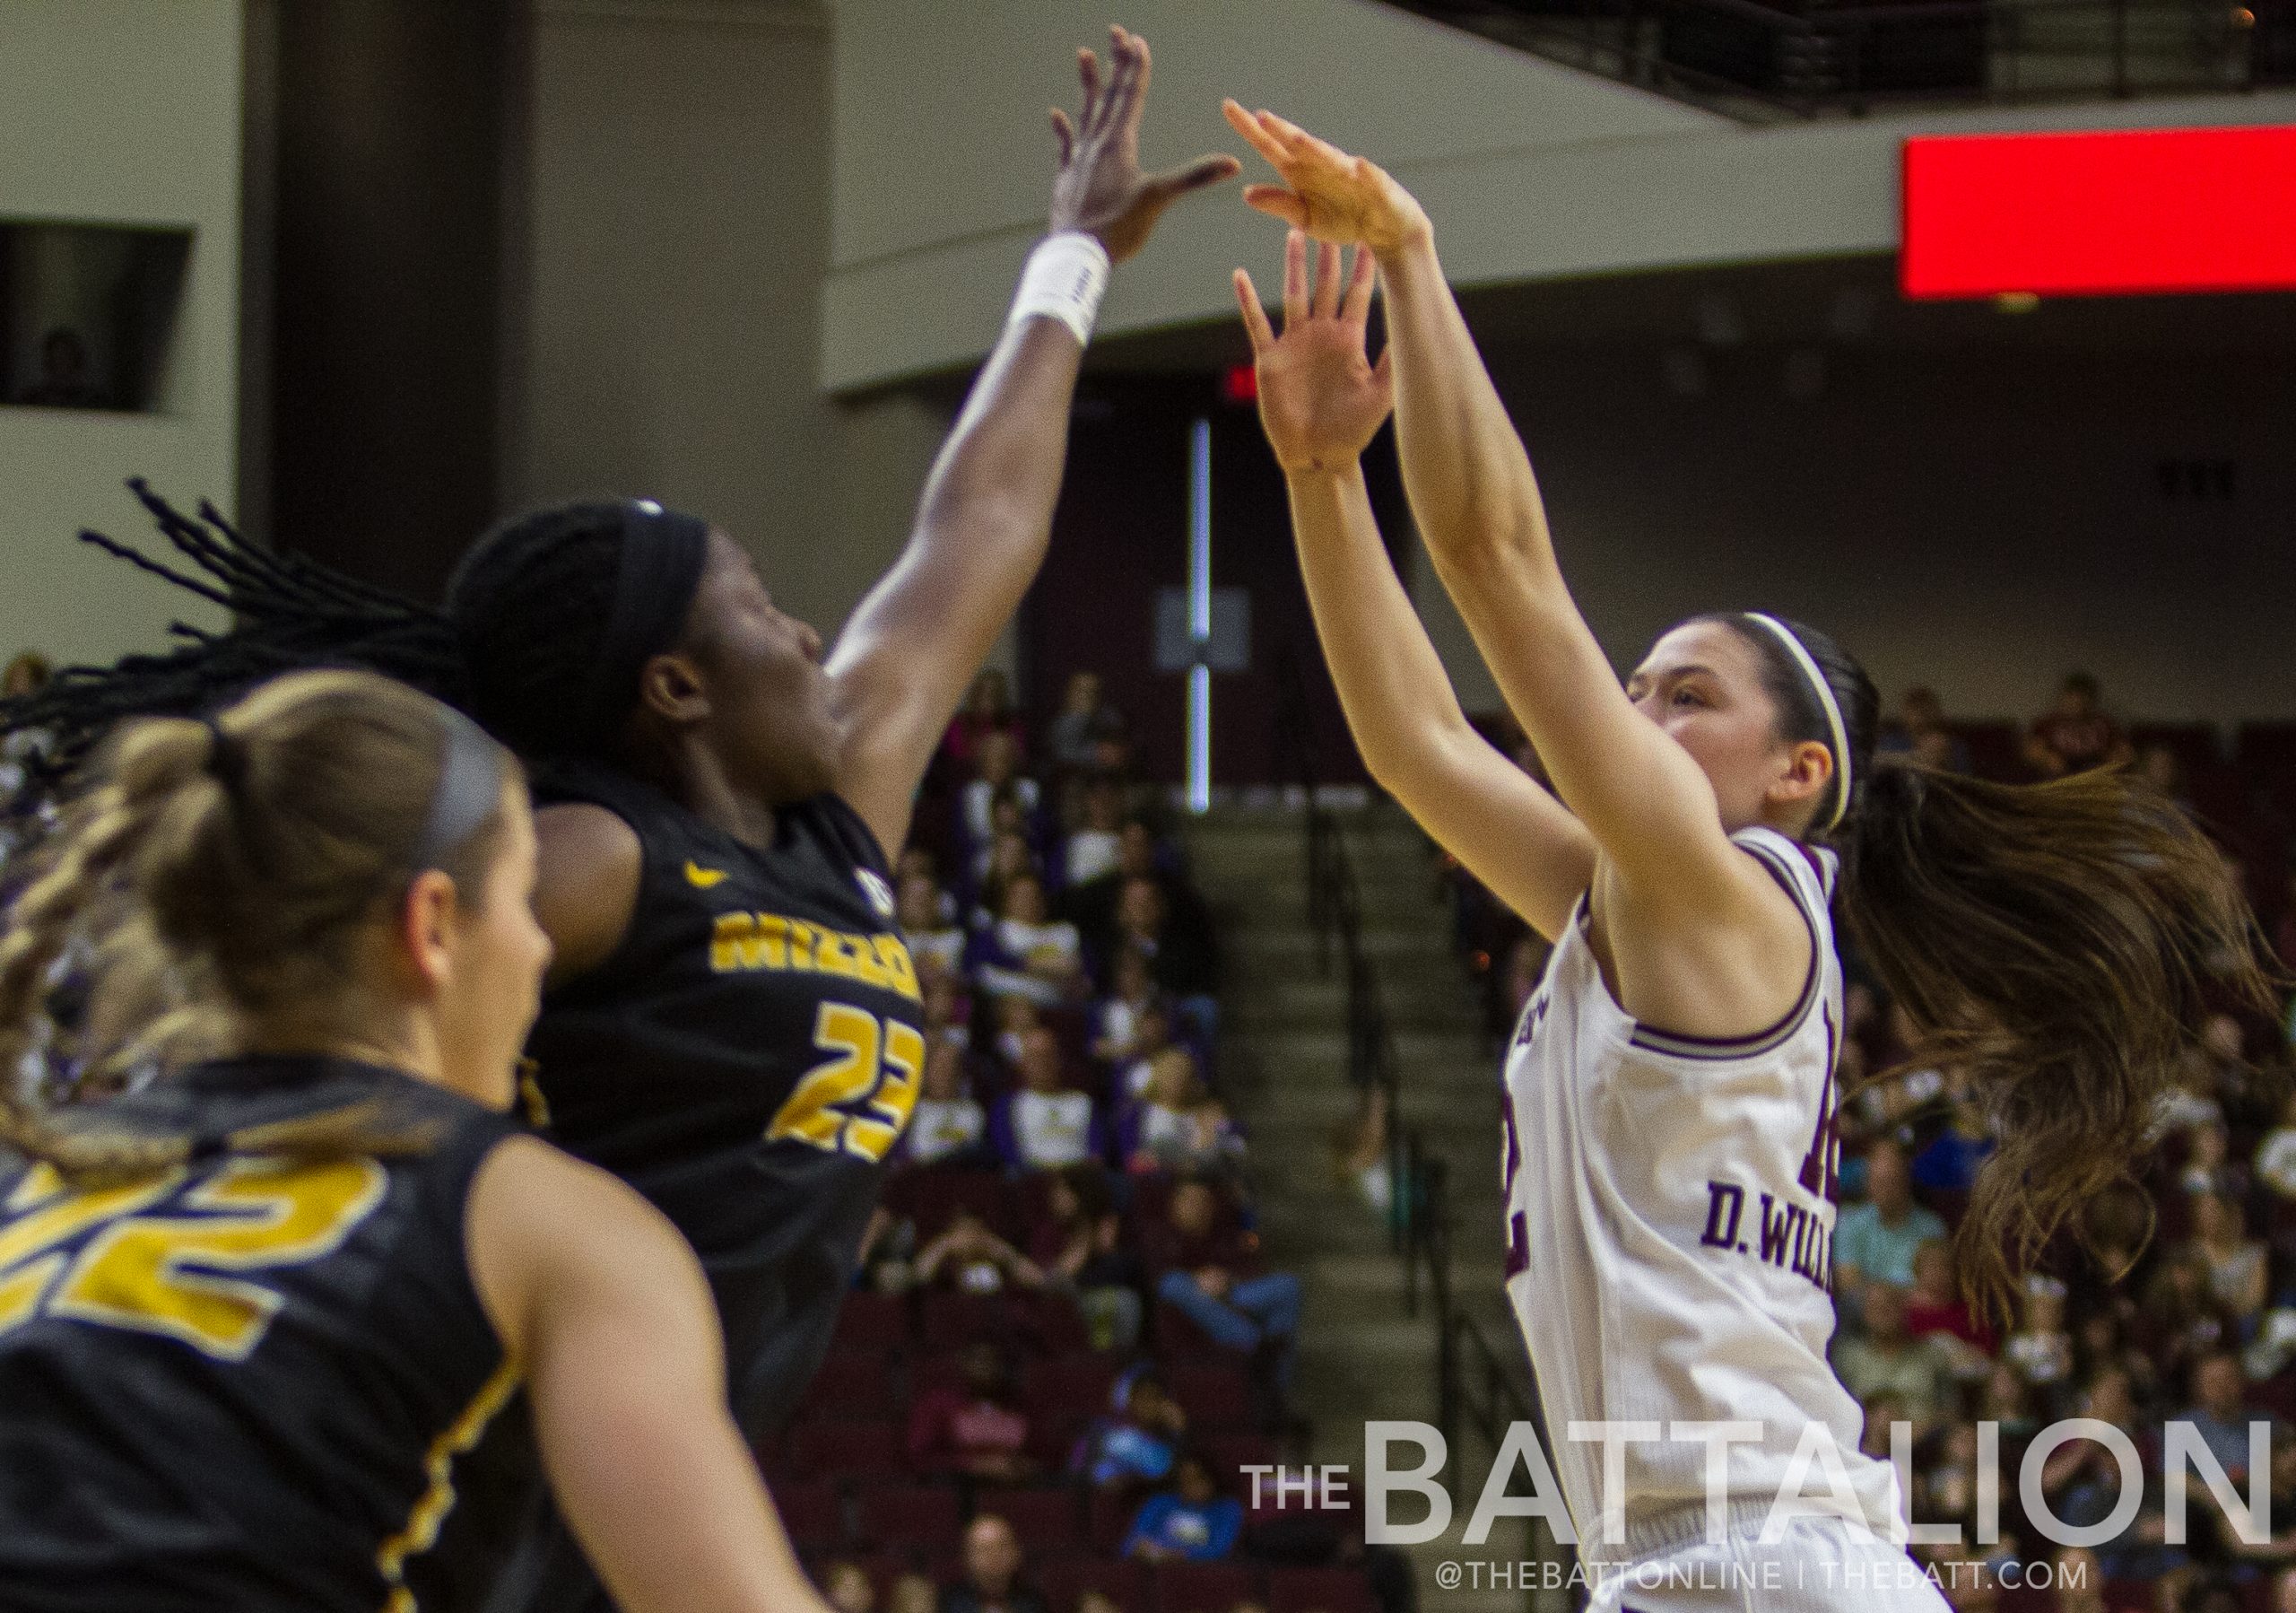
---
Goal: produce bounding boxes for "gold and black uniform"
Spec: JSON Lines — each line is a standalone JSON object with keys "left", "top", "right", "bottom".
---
{"left": 0, "top": 1056, "right": 526, "bottom": 1612}
{"left": 525, "top": 762, "right": 924, "bottom": 1436}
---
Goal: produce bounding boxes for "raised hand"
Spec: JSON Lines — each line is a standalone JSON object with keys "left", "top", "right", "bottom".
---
{"left": 1048, "top": 28, "right": 1239, "bottom": 263}
{"left": 1235, "top": 231, "right": 1392, "bottom": 477}
{"left": 1221, "top": 101, "right": 1430, "bottom": 256}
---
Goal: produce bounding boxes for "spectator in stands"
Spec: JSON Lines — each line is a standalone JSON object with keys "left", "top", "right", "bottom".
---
{"left": 2142, "top": 1251, "right": 2231, "bottom": 1386}
{"left": 1834, "top": 1138, "right": 1947, "bottom": 1320}
{"left": 925, "top": 971, "right": 971, "bottom": 1057}
{"left": 1065, "top": 775, "right": 1128, "bottom": 887}
{"left": 1029, "top": 1164, "right": 1142, "bottom": 1351}
{"left": 1048, "top": 671, "right": 1123, "bottom": 771}
{"left": 990, "top": 995, "right": 1041, "bottom": 1073}
{"left": 1065, "top": 822, "right": 1217, "bottom": 992}
{"left": 824, "top": 1561, "right": 876, "bottom": 1613}
{"left": 915, "top": 1211, "right": 1045, "bottom": 1296}
{"left": 1112, "top": 875, "right": 1218, "bottom": 1001}
{"left": 902, "top": 869, "right": 968, "bottom": 984}
{"left": 2257, "top": 1090, "right": 2296, "bottom": 1202}
{"left": 990, "top": 1025, "right": 1102, "bottom": 1172}
{"left": 2180, "top": 1120, "right": 2249, "bottom": 1204}
{"left": 1071, "top": 1367, "right": 1187, "bottom": 1488}
{"left": 2139, "top": 744, "right": 2197, "bottom": 818}
{"left": 978, "top": 871, "right": 1088, "bottom": 1007}
{"left": 1879, "top": 686, "right": 1971, "bottom": 773}
{"left": 891, "top": 1574, "right": 938, "bottom": 1613}
{"left": 2048, "top": 1547, "right": 2106, "bottom": 1613}
{"left": 972, "top": 798, "right": 1040, "bottom": 889}
{"left": 18, "top": 327, "right": 109, "bottom": 410}
{"left": 2024, "top": 672, "right": 2133, "bottom": 778}
{"left": 1833, "top": 1283, "right": 1956, "bottom": 1439}
{"left": 1910, "top": 1069, "right": 1995, "bottom": 1196}
{"left": 2039, "top": 1366, "right": 2179, "bottom": 1582}
{"left": 962, "top": 732, "right": 1041, "bottom": 850}
{"left": 1091, "top": 945, "right": 1163, "bottom": 1066}
{"left": 2207, "top": 1426, "right": 2296, "bottom": 1568}
{"left": 1112, "top": 1000, "right": 1176, "bottom": 1104}
{"left": 2182, "top": 1189, "right": 2270, "bottom": 1335}
{"left": 908, "top": 1042, "right": 991, "bottom": 1167}
{"left": 2001, "top": 1275, "right": 2074, "bottom": 1390}
{"left": 1904, "top": 1238, "right": 1995, "bottom": 1366}
{"left": 2, "top": 651, "right": 51, "bottom": 700}
{"left": 2179, "top": 1352, "right": 2266, "bottom": 1484}
{"left": 940, "top": 1514, "right": 1047, "bottom": 1613}
{"left": 910, "top": 1343, "right": 1040, "bottom": 1487}
{"left": 1917, "top": 1418, "right": 1981, "bottom": 1519}
{"left": 1125, "top": 1047, "right": 1245, "bottom": 1188}
{"left": 1122, "top": 1453, "right": 1243, "bottom": 1563}
{"left": 1146, "top": 1178, "right": 1303, "bottom": 1387}
{"left": 1975, "top": 1356, "right": 2040, "bottom": 1450}
{"left": 945, "top": 670, "right": 1024, "bottom": 772}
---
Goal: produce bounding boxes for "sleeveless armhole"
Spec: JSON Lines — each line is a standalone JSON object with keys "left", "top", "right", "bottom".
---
{"left": 1620, "top": 832, "right": 1827, "bottom": 1061}
{"left": 533, "top": 763, "right": 657, "bottom": 990}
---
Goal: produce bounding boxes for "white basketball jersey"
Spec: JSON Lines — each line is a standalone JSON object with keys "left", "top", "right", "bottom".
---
{"left": 1499, "top": 826, "right": 1900, "bottom": 1549}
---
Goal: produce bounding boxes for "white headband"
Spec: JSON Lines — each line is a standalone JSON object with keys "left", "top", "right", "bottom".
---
{"left": 1745, "top": 612, "right": 1851, "bottom": 833}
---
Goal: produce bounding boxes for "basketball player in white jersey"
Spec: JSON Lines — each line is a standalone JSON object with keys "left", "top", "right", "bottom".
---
{"left": 1222, "top": 106, "right": 2271, "bottom": 1612}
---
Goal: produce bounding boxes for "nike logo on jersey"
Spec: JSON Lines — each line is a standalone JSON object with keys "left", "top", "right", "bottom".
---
{"left": 685, "top": 860, "right": 730, "bottom": 889}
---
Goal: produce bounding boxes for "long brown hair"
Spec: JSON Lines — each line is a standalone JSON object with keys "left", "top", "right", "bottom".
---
{"left": 1718, "top": 615, "right": 2278, "bottom": 1323}
{"left": 0, "top": 669, "right": 514, "bottom": 1182}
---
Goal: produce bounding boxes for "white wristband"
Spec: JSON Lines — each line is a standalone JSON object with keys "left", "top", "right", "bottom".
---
{"left": 1009, "top": 231, "right": 1110, "bottom": 346}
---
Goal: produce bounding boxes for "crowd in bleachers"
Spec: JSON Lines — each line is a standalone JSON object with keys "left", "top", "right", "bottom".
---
{"left": 1457, "top": 674, "right": 2296, "bottom": 1612}
{"left": 789, "top": 671, "right": 1401, "bottom": 1613}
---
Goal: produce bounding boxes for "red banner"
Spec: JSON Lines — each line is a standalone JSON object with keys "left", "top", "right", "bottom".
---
{"left": 1900, "top": 126, "right": 2296, "bottom": 299}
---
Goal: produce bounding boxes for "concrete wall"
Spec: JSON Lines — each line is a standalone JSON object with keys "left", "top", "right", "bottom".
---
{"left": 821, "top": 0, "right": 2296, "bottom": 390}
{"left": 0, "top": 0, "right": 239, "bottom": 664}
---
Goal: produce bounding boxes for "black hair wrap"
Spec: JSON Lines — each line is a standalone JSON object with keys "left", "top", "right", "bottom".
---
{"left": 576, "top": 501, "right": 710, "bottom": 741}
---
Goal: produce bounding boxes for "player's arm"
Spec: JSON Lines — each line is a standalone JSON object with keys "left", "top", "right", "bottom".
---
{"left": 529, "top": 804, "right": 642, "bottom": 990}
{"left": 1236, "top": 232, "right": 1592, "bottom": 940}
{"left": 466, "top": 1137, "right": 834, "bottom": 1613}
{"left": 826, "top": 28, "right": 1237, "bottom": 859}
{"left": 1222, "top": 105, "right": 1768, "bottom": 929}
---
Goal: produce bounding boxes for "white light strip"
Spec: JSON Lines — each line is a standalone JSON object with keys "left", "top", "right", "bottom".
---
{"left": 1187, "top": 417, "right": 1213, "bottom": 815}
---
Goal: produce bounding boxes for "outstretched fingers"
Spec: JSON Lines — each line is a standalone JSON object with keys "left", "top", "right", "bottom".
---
{"left": 1242, "top": 182, "right": 1309, "bottom": 230}
{"left": 1221, "top": 99, "right": 1293, "bottom": 170}
{"left": 1049, "top": 107, "right": 1075, "bottom": 168}
{"left": 1341, "top": 244, "right": 1378, "bottom": 327}
{"left": 1076, "top": 47, "right": 1100, "bottom": 132}
{"left": 1282, "top": 228, "right": 1309, "bottom": 334}
{"left": 1312, "top": 240, "right": 1343, "bottom": 319}
{"left": 1148, "top": 152, "right": 1243, "bottom": 200}
{"left": 1233, "top": 269, "right": 1276, "bottom": 357}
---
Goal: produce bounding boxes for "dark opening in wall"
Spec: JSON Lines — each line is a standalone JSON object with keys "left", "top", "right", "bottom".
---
{"left": 0, "top": 221, "right": 194, "bottom": 414}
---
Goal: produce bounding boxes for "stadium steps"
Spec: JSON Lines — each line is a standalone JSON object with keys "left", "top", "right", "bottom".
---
{"left": 1181, "top": 803, "right": 1544, "bottom": 1613}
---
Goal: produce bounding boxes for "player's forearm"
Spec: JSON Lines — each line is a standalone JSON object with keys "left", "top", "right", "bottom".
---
{"left": 1285, "top": 463, "right": 1474, "bottom": 786}
{"left": 905, "top": 312, "right": 1085, "bottom": 633}
{"left": 1377, "top": 233, "right": 1562, "bottom": 591}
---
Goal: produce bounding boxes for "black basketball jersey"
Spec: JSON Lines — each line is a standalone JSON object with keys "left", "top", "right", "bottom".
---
{"left": 0, "top": 1056, "right": 528, "bottom": 1613}
{"left": 525, "top": 763, "right": 924, "bottom": 1436}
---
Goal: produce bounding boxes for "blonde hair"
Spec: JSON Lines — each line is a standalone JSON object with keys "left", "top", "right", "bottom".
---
{"left": 0, "top": 669, "right": 514, "bottom": 1181}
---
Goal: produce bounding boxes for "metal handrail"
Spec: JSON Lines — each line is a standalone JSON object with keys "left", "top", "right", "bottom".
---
{"left": 1274, "top": 650, "right": 1537, "bottom": 1488}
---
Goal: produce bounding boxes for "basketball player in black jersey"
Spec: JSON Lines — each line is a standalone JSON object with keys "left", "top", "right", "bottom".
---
{"left": 0, "top": 669, "right": 855, "bottom": 1613}
{"left": 3, "top": 24, "right": 1231, "bottom": 1612}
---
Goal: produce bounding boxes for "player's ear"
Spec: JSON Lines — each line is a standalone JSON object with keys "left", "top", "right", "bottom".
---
{"left": 636, "top": 650, "right": 710, "bottom": 725}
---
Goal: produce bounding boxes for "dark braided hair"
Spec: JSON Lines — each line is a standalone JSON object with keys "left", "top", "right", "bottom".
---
{"left": 441, "top": 501, "right": 628, "bottom": 758}
{"left": 0, "top": 486, "right": 648, "bottom": 799}
{"left": 0, "top": 482, "right": 465, "bottom": 788}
